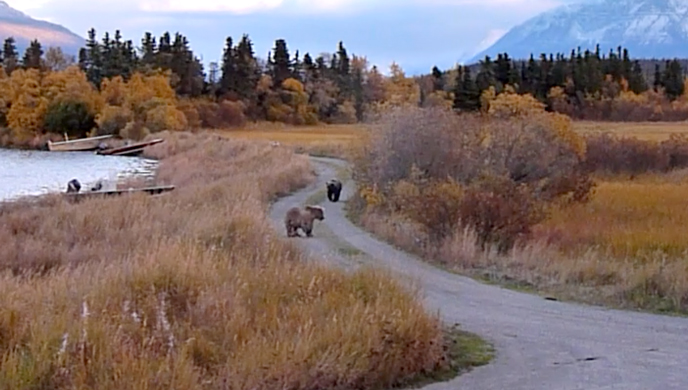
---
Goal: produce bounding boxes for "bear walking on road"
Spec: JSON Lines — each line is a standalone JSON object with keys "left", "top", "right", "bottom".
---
{"left": 284, "top": 205, "right": 325, "bottom": 237}
{"left": 326, "top": 179, "right": 342, "bottom": 202}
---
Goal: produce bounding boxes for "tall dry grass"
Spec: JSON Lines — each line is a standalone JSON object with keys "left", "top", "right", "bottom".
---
{"left": 0, "top": 131, "right": 446, "bottom": 389}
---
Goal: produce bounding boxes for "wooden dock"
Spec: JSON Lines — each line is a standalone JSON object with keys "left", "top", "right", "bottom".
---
{"left": 64, "top": 185, "right": 175, "bottom": 201}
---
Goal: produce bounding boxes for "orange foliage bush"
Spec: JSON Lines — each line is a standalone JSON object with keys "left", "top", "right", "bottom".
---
{"left": 353, "top": 104, "right": 592, "bottom": 251}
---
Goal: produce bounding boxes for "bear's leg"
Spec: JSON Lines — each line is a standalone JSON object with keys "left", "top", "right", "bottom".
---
{"left": 327, "top": 188, "right": 334, "bottom": 202}
{"left": 286, "top": 223, "right": 297, "bottom": 237}
{"left": 332, "top": 189, "right": 340, "bottom": 202}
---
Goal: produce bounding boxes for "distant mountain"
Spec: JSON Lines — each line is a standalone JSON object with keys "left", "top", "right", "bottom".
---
{"left": 467, "top": 0, "right": 688, "bottom": 64}
{"left": 0, "top": 1, "right": 84, "bottom": 57}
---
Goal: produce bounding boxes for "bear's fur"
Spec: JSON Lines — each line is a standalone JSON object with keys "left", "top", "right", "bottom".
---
{"left": 284, "top": 205, "right": 325, "bottom": 237}
{"left": 326, "top": 179, "right": 342, "bottom": 202}
{"left": 67, "top": 179, "right": 81, "bottom": 193}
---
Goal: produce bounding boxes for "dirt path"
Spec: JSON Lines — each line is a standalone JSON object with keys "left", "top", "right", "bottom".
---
{"left": 269, "top": 156, "right": 688, "bottom": 390}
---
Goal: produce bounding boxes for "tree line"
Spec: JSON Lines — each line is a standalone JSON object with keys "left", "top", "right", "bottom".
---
{"left": 1, "top": 30, "right": 688, "bottom": 131}
{"left": 446, "top": 46, "right": 686, "bottom": 115}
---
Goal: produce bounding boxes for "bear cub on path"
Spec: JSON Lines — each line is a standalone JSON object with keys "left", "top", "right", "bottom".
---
{"left": 284, "top": 205, "right": 325, "bottom": 237}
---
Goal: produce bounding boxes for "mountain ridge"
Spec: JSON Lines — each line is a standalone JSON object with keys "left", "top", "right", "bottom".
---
{"left": 0, "top": 1, "right": 84, "bottom": 57}
{"left": 467, "top": 0, "right": 688, "bottom": 64}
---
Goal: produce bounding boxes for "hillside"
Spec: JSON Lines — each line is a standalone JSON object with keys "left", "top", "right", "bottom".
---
{"left": 468, "top": 0, "right": 688, "bottom": 64}
{"left": 0, "top": 1, "right": 84, "bottom": 57}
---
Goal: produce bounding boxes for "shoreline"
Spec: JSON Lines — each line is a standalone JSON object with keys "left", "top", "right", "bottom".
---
{"left": 0, "top": 147, "right": 162, "bottom": 205}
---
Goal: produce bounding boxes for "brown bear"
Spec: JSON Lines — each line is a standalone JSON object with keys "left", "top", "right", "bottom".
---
{"left": 284, "top": 205, "right": 325, "bottom": 237}
{"left": 326, "top": 179, "right": 342, "bottom": 202}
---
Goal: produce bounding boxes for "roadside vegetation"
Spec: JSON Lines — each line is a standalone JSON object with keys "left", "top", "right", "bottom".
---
{"left": 0, "top": 131, "right": 463, "bottom": 389}
{"left": 347, "top": 89, "right": 688, "bottom": 314}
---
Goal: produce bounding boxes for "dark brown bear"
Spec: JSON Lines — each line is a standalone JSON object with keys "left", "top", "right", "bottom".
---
{"left": 326, "top": 179, "right": 342, "bottom": 202}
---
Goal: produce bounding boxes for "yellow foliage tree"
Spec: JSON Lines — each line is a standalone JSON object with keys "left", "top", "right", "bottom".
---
{"left": 0, "top": 68, "right": 10, "bottom": 123}
{"left": 41, "top": 65, "right": 103, "bottom": 114}
{"left": 383, "top": 62, "right": 420, "bottom": 107}
{"left": 95, "top": 105, "right": 133, "bottom": 135}
{"left": 488, "top": 87, "right": 586, "bottom": 159}
{"left": 423, "top": 91, "right": 454, "bottom": 110}
{"left": 100, "top": 76, "right": 127, "bottom": 106}
{"left": 486, "top": 86, "right": 545, "bottom": 118}
{"left": 267, "top": 78, "right": 318, "bottom": 125}
{"left": 122, "top": 71, "right": 177, "bottom": 121}
{"left": 6, "top": 69, "right": 48, "bottom": 138}
{"left": 145, "top": 103, "right": 189, "bottom": 132}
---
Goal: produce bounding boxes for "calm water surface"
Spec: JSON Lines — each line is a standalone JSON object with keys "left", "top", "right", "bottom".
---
{"left": 0, "top": 148, "right": 159, "bottom": 201}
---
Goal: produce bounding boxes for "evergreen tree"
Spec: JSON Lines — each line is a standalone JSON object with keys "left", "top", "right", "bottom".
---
{"left": 302, "top": 52, "right": 317, "bottom": 84}
{"left": 269, "top": 39, "right": 291, "bottom": 87}
{"left": 628, "top": 60, "right": 648, "bottom": 94}
{"left": 453, "top": 66, "right": 480, "bottom": 111}
{"left": 292, "top": 50, "right": 302, "bottom": 82}
{"left": 84, "top": 28, "right": 103, "bottom": 87}
{"left": 22, "top": 39, "right": 43, "bottom": 69}
{"left": 653, "top": 63, "right": 662, "bottom": 91}
{"left": 336, "top": 41, "right": 352, "bottom": 100}
{"left": 352, "top": 58, "right": 365, "bottom": 120}
{"left": 476, "top": 56, "right": 496, "bottom": 92}
{"left": 2, "top": 37, "right": 18, "bottom": 73}
{"left": 662, "top": 59, "right": 684, "bottom": 100}
{"left": 234, "top": 34, "right": 260, "bottom": 102}
{"left": 431, "top": 66, "right": 444, "bottom": 91}
{"left": 219, "top": 36, "right": 236, "bottom": 97}
{"left": 140, "top": 32, "right": 157, "bottom": 67}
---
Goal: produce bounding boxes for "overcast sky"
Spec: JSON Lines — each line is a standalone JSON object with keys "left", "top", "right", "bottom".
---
{"left": 7, "top": 0, "right": 575, "bottom": 74}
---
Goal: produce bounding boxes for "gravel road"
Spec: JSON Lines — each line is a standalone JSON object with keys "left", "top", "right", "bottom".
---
{"left": 269, "top": 156, "right": 688, "bottom": 390}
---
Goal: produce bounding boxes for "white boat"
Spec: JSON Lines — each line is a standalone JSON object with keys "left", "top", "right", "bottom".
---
{"left": 47, "top": 134, "right": 114, "bottom": 152}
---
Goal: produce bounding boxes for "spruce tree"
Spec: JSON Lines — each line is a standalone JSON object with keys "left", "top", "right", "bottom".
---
{"left": 476, "top": 56, "right": 496, "bottom": 93}
{"left": 336, "top": 41, "right": 352, "bottom": 100}
{"left": 140, "top": 32, "right": 157, "bottom": 67}
{"left": 302, "top": 52, "right": 316, "bottom": 84}
{"left": 628, "top": 60, "right": 648, "bottom": 94}
{"left": 662, "top": 59, "right": 684, "bottom": 100}
{"left": 653, "top": 63, "right": 662, "bottom": 91}
{"left": 269, "top": 39, "right": 291, "bottom": 87}
{"left": 219, "top": 36, "right": 236, "bottom": 97}
{"left": 2, "top": 37, "right": 18, "bottom": 73}
{"left": 234, "top": 34, "right": 260, "bottom": 101}
{"left": 431, "top": 66, "right": 444, "bottom": 91}
{"left": 453, "top": 66, "right": 480, "bottom": 111}
{"left": 84, "top": 28, "right": 102, "bottom": 87}
{"left": 22, "top": 39, "right": 43, "bottom": 69}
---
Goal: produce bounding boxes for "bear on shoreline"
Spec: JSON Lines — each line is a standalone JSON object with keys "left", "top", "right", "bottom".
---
{"left": 326, "top": 179, "right": 342, "bottom": 202}
{"left": 284, "top": 205, "right": 325, "bottom": 237}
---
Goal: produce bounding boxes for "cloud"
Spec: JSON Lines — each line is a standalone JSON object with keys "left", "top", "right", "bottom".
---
{"left": 9, "top": 0, "right": 563, "bottom": 16}
{"left": 139, "top": 0, "right": 283, "bottom": 13}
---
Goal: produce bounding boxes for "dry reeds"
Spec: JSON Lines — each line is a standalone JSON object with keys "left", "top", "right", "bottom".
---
{"left": 0, "top": 130, "right": 446, "bottom": 389}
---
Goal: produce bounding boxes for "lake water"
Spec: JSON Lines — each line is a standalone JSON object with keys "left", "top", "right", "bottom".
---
{"left": 0, "top": 148, "right": 159, "bottom": 201}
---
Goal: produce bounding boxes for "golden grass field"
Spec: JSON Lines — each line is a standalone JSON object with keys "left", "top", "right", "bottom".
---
{"left": 219, "top": 122, "right": 370, "bottom": 158}
{"left": 0, "top": 131, "right": 456, "bottom": 389}
{"left": 219, "top": 120, "right": 688, "bottom": 312}
{"left": 573, "top": 120, "right": 688, "bottom": 141}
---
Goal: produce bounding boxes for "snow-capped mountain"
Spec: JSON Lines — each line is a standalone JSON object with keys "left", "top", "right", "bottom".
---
{"left": 0, "top": 1, "right": 84, "bottom": 57}
{"left": 468, "top": 0, "right": 688, "bottom": 64}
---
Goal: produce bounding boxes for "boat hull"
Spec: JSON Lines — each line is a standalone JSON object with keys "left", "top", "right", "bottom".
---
{"left": 97, "top": 138, "right": 164, "bottom": 156}
{"left": 47, "top": 135, "right": 114, "bottom": 152}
